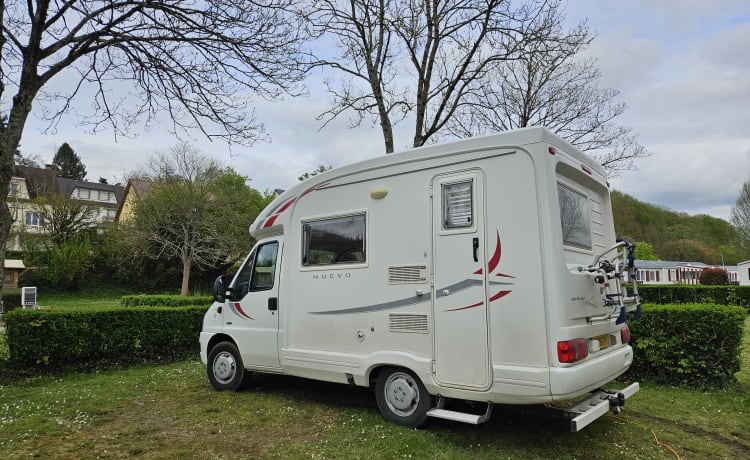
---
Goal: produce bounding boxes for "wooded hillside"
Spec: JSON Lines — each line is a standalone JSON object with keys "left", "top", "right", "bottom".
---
{"left": 611, "top": 191, "right": 747, "bottom": 265}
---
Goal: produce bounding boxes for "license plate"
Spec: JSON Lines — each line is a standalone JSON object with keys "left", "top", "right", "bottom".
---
{"left": 593, "top": 334, "right": 609, "bottom": 350}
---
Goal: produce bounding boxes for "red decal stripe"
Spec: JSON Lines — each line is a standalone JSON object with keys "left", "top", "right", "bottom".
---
{"left": 489, "top": 290, "right": 511, "bottom": 302}
{"left": 445, "top": 300, "right": 484, "bottom": 312}
{"left": 276, "top": 197, "right": 297, "bottom": 213}
{"left": 263, "top": 214, "right": 279, "bottom": 228}
{"left": 234, "top": 302, "right": 254, "bottom": 320}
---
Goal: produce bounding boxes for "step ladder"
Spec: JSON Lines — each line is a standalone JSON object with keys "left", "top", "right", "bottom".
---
{"left": 426, "top": 397, "right": 493, "bottom": 424}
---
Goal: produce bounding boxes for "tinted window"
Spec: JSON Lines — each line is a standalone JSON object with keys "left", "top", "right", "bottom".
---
{"left": 303, "top": 213, "right": 366, "bottom": 265}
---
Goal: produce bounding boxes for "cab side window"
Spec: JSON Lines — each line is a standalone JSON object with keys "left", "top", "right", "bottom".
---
{"left": 250, "top": 242, "right": 279, "bottom": 291}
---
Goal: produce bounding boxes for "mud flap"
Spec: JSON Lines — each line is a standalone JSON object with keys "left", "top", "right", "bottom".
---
{"left": 565, "top": 382, "right": 639, "bottom": 432}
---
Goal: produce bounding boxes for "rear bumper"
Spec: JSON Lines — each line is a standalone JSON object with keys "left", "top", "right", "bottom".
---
{"left": 549, "top": 345, "right": 633, "bottom": 399}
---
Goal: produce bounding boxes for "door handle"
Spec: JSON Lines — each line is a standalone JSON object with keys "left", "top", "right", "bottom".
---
{"left": 472, "top": 238, "right": 479, "bottom": 262}
{"left": 268, "top": 297, "right": 278, "bottom": 311}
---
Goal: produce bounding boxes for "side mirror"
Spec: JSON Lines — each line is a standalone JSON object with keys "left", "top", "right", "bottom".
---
{"left": 213, "top": 275, "right": 232, "bottom": 303}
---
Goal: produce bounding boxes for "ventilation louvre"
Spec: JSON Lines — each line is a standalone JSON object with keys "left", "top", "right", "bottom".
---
{"left": 389, "top": 313, "right": 429, "bottom": 334}
{"left": 388, "top": 265, "right": 428, "bottom": 284}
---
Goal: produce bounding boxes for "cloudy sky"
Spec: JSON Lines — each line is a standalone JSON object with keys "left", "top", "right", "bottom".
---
{"left": 14, "top": 0, "right": 750, "bottom": 221}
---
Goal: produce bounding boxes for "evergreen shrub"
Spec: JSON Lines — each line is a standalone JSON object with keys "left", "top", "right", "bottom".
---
{"left": 120, "top": 294, "right": 213, "bottom": 307}
{"left": 4, "top": 306, "right": 205, "bottom": 372}
{"left": 627, "top": 304, "right": 746, "bottom": 388}
{"left": 637, "top": 285, "right": 750, "bottom": 311}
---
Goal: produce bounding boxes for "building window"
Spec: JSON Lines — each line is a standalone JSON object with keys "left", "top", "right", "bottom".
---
{"left": 78, "top": 188, "right": 90, "bottom": 199}
{"left": 24, "top": 211, "right": 43, "bottom": 227}
{"left": 10, "top": 182, "right": 18, "bottom": 196}
{"left": 98, "top": 190, "right": 114, "bottom": 202}
{"left": 302, "top": 213, "right": 366, "bottom": 266}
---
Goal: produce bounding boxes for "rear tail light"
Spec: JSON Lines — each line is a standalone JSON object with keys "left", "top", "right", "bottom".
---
{"left": 621, "top": 325, "right": 631, "bottom": 344}
{"left": 557, "top": 338, "right": 588, "bottom": 363}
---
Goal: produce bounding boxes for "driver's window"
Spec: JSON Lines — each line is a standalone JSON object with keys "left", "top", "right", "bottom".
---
{"left": 250, "top": 242, "right": 279, "bottom": 291}
{"left": 232, "top": 249, "right": 256, "bottom": 300}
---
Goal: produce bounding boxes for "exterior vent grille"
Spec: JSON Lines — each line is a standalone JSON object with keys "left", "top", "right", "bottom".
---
{"left": 389, "top": 314, "right": 429, "bottom": 334}
{"left": 388, "top": 265, "right": 428, "bottom": 284}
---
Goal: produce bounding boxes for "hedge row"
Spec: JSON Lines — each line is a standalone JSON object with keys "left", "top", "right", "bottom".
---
{"left": 637, "top": 285, "right": 750, "bottom": 310}
{"left": 627, "top": 304, "right": 746, "bottom": 388}
{"left": 120, "top": 294, "right": 214, "bottom": 307}
{"left": 4, "top": 306, "right": 206, "bottom": 372}
{"left": 1, "top": 292, "right": 22, "bottom": 313}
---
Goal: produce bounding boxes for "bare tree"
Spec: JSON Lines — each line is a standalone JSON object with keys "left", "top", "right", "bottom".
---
{"left": 310, "top": 0, "right": 555, "bottom": 153}
{"left": 130, "top": 143, "right": 267, "bottom": 296}
{"left": 443, "top": 7, "right": 648, "bottom": 176}
{"left": 130, "top": 143, "right": 221, "bottom": 296}
{"left": 30, "top": 193, "right": 98, "bottom": 245}
{"left": 0, "top": 0, "right": 310, "bottom": 293}
{"left": 730, "top": 176, "right": 750, "bottom": 247}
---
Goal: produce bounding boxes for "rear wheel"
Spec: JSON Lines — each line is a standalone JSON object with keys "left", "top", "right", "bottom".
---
{"left": 207, "top": 342, "right": 248, "bottom": 391}
{"left": 375, "top": 367, "right": 432, "bottom": 428}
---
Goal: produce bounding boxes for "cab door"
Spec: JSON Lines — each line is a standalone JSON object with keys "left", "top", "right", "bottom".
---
{"left": 225, "top": 240, "right": 282, "bottom": 369}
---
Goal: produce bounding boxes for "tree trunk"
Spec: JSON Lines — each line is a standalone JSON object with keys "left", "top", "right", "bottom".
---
{"left": 180, "top": 257, "right": 191, "bottom": 296}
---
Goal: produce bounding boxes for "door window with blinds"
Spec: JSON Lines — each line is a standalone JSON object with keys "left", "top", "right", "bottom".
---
{"left": 442, "top": 179, "right": 474, "bottom": 230}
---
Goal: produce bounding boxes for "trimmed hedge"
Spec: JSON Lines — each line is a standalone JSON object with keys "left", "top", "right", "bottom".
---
{"left": 120, "top": 294, "right": 213, "bottom": 307}
{"left": 4, "top": 306, "right": 206, "bottom": 372}
{"left": 637, "top": 285, "right": 750, "bottom": 310}
{"left": 627, "top": 304, "right": 746, "bottom": 388}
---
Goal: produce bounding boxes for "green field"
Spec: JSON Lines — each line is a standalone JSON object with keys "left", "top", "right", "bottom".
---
{"left": 0, "top": 310, "right": 747, "bottom": 459}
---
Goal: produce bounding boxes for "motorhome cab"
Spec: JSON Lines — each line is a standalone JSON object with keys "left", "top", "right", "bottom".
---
{"left": 200, "top": 126, "right": 641, "bottom": 432}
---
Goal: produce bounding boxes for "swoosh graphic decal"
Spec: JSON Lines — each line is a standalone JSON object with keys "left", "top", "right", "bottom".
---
{"left": 444, "top": 289, "right": 511, "bottom": 312}
{"left": 310, "top": 293, "right": 431, "bottom": 315}
{"left": 230, "top": 302, "right": 254, "bottom": 320}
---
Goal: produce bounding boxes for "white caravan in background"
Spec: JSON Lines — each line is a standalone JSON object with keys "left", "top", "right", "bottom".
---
{"left": 200, "top": 126, "right": 641, "bottom": 432}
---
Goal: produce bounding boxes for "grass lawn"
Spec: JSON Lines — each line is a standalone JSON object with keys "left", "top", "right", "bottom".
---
{"left": 0, "top": 317, "right": 747, "bottom": 459}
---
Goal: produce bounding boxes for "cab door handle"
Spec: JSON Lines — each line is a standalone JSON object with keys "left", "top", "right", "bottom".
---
{"left": 472, "top": 238, "right": 479, "bottom": 262}
{"left": 268, "top": 297, "right": 278, "bottom": 311}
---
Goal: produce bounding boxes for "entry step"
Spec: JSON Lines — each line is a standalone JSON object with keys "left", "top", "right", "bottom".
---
{"left": 427, "top": 399, "right": 493, "bottom": 424}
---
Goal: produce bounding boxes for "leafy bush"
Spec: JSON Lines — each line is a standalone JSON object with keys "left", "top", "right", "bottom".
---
{"left": 627, "top": 304, "right": 745, "bottom": 388}
{"left": 637, "top": 285, "right": 750, "bottom": 310}
{"left": 698, "top": 268, "right": 729, "bottom": 285}
{"left": 1, "top": 291, "right": 22, "bottom": 314}
{"left": 120, "top": 294, "right": 213, "bottom": 307}
{"left": 4, "top": 306, "right": 206, "bottom": 372}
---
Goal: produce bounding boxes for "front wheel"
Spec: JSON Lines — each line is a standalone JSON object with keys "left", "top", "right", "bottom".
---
{"left": 207, "top": 342, "right": 248, "bottom": 391}
{"left": 375, "top": 367, "right": 432, "bottom": 428}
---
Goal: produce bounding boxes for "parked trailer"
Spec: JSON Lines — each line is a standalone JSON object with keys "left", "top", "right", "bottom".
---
{"left": 200, "top": 126, "right": 641, "bottom": 431}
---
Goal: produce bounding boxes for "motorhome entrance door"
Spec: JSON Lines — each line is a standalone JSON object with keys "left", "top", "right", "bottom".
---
{"left": 432, "top": 171, "right": 491, "bottom": 389}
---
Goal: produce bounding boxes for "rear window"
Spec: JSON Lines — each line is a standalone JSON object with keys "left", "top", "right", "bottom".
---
{"left": 558, "top": 183, "right": 592, "bottom": 250}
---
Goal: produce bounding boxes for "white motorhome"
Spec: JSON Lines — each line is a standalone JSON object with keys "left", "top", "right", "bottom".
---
{"left": 200, "top": 126, "right": 641, "bottom": 432}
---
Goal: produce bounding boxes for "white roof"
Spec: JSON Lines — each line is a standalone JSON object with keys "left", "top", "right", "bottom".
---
{"left": 4, "top": 259, "right": 25, "bottom": 269}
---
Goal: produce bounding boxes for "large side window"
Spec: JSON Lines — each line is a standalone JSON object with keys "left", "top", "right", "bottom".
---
{"left": 558, "top": 183, "right": 592, "bottom": 250}
{"left": 302, "top": 213, "right": 366, "bottom": 266}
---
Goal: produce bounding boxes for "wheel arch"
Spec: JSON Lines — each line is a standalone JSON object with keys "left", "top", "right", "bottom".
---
{"left": 207, "top": 333, "right": 237, "bottom": 354}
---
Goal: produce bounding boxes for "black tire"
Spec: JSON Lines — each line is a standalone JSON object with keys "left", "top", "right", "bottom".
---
{"left": 375, "top": 367, "right": 432, "bottom": 428}
{"left": 207, "top": 342, "right": 248, "bottom": 391}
